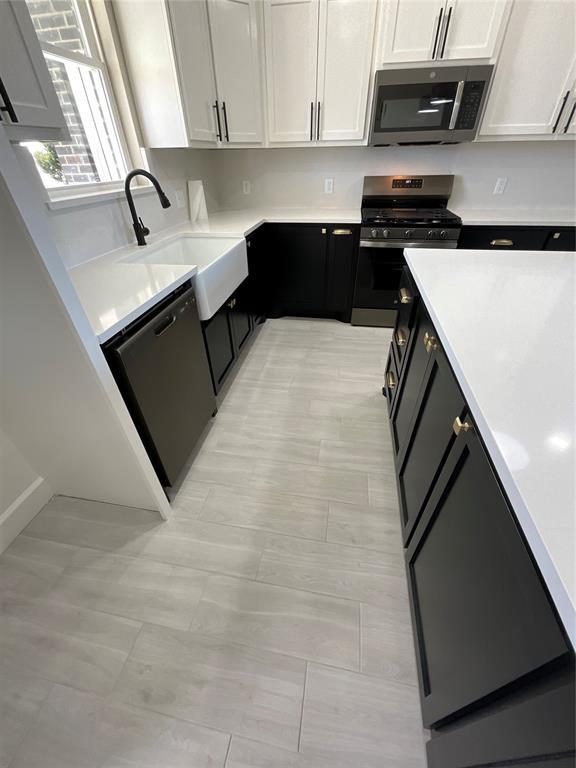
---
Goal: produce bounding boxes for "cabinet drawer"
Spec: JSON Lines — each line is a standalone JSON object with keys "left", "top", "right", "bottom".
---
{"left": 544, "top": 228, "right": 576, "bottom": 251}
{"left": 391, "top": 304, "right": 434, "bottom": 457}
{"left": 406, "top": 415, "right": 570, "bottom": 727}
{"left": 397, "top": 339, "right": 465, "bottom": 543}
{"left": 458, "top": 226, "right": 549, "bottom": 251}
{"left": 392, "top": 267, "right": 418, "bottom": 373}
{"left": 384, "top": 348, "right": 399, "bottom": 411}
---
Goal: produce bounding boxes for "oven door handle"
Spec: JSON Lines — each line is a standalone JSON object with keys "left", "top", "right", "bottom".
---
{"left": 448, "top": 80, "right": 465, "bottom": 130}
{"left": 360, "top": 240, "right": 458, "bottom": 249}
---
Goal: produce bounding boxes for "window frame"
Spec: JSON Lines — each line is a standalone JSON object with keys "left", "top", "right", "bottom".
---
{"left": 31, "top": 0, "right": 134, "bottom": 197}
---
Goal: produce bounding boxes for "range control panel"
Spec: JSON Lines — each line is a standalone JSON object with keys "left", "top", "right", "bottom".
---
{"left": 392, "top": 178, "right": 424, "bottom": 189}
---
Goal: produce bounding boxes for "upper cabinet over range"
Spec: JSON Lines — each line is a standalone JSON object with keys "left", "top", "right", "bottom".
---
{"left": 480, "top": 0, "right": 576, "bottom": 139}
{"left": 377, "top": 0, "right": 509, "bottom": 65}
{"left": 264, "top": 0, "right": 377, "bottom": 143}
{"left": 0, "top": 0, "right": 67, "bottom": 141}
{"left": 114, "top": 0, "right": 264, "bottom": 147}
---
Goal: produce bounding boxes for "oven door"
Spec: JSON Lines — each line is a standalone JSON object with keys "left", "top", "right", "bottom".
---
{"left": 351, "top": 243, "right": 405, "bottom": 327}
{"left": 369, "top": 67, "right": 466, "bottom": 145}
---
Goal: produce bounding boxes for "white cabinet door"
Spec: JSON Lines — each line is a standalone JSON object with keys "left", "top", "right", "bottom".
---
{"left": 441, "top": 0, "right": 508, "bottom": 61}
{"left": 0, "top": 0, "right": 66, "bottom": 137}
{"left": 380, "top": 0, "right": 445, "bottom": 64}
{"left": 208, "top": 0, "right": 263, "bottom": 143}
{"left": 264, "top": 0, "right": 320, "bottom": 143}
{"left": 556, "top": 63, "right": 576, "bottom": 137}
{"left": 480, "top": 0, "right": 576, "bottom": 137}
{"left": 169, "top": 0, "right": 219, "bottom": 144}
{"left": 316, "top": 0, "right": 376, "bottom": 141}
{"left": 115, "top": 0, "right": 188, "bottom": 147}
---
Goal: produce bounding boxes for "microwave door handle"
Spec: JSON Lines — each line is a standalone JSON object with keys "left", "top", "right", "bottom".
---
{"left": 449, "top": 80, "right": 465, "bottom": 130}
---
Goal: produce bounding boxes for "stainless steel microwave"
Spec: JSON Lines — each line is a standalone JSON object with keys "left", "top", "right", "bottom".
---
{"left": 369, "top": 65, "right": 493, "bottom": 145}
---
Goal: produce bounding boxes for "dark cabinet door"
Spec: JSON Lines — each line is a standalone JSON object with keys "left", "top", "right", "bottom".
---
{"left": 406, "top": 416, "right": 570, "bottom": 728}
{"left": 392, "top": 267, "right": 418, "bottom": 372}
{"left": 458, "top": 226, "right": 549, "bottom": 250}
{"left": 325, "top": 225, "right": 359, "bottom": 322}
{"left": 243, "top": 224, "right": 269, "bottom": 320}
{"left": 229, "top": 296, "right": 253, "bottom": 354}
{"left": 384, "top": 348, "right": 399, "bottom": 412}
{"left": 544, "top": 228, "right": 576, "bottom": 251}
{"left": 397, "top": 340, "right": 465, "bottom": 542}
{"left": 203, "top": 305, "right": 236, "bottom": 393}
{"left": 268, "top": 224, "right": 328, "bottom": 317}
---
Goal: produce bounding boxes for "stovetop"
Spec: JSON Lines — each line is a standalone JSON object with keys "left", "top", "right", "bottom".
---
{"left": 362, "top": 207, "right": 462, "bottom": 227}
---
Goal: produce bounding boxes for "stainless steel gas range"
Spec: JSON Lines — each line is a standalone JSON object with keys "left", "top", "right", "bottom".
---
{"left": 351, "top": 175, "right": 461, "bottom": 327}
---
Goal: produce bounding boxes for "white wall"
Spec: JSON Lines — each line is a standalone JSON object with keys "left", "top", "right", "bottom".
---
{"left": 48, "top": 148, "right": 218, "bottom": 268}
{"left": 0, "top": 132, "right": 171, "bottom": 539}
{"left": 208, "top": 141, "right": 576, "bottom": 219}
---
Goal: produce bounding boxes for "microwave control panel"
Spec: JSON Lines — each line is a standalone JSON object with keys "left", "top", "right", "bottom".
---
{"left": 455, "top": 82, "right": 486, "bottom": 130}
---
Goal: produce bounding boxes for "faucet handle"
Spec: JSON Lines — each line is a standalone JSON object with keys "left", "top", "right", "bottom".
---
{"left": 139, "top": 217, "right": 150, "bottom": 236}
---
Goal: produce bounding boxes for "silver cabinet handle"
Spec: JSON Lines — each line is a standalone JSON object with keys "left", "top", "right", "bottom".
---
{"left": 332, "top": 229, "right": 352, "bottom": 235}
{"left": 449, "top": 80, "right": 465, "bottom": 130}
{"left": 431, "top": 6, "right": 443, "bottom": 60}
{"left": 552, "top": 91, "right": 570, "bottom": 133}
{"left": 439, "top": 4, "right": 452, "bottom": 59}
{"left": 563, "top": 101, "right": 576, "bottom": 133}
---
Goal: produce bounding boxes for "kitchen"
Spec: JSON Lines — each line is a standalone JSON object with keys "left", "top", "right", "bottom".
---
{"left": 0, "top": 0, "right": 574, "bottom": 766}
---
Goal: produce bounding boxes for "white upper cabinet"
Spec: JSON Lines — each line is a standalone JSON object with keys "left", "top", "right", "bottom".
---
{"left": 115, "top": 0, "right": 190, "bottom": 147}
{"left": 316, "top": 0, "right": 377, "bottom": 141}
{"left": 380, "top": 0, "right": 445, "bottom": 63}
{"left": 264, "top": 0, "right": 320, "bottom": 143}
{"left": 480, "top": 0, "right": 576, "bottom": 138}
{"left": 379, "top": 0, "right": 508, "bottom": 64}
{"left": 168, "top": 0, "right": 219, "bottom": 143}
{"left": 440, "top": 0, "right": 508, "bottom": 61}
{"left": 207, "top": 0, "right": 264, "bottom": 143}
{"left": 0, "top": 0, "right": 66, "bottom": 140}
{"left": 264, "top": 0, "right": 376, "bottom": 143}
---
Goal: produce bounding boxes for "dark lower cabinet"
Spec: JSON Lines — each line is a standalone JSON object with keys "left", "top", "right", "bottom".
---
{"left": 391, "top": 267, "right": 418, "bottom": 372}
{"left": 265, "top": 223, "right": 358, "bottom": 320}
{"left": 406, "top": 415, "right": 570, "bottom": 728}
{"left": 458, "top": 224, "right": 576, "bottom": 252}
{"left": 202, "top": 281, "right": 255, "bottom": 394}
{"left": 397, "top": 337, "right": 465, "bottom": 544}
{"left": 545, "top": 228, "right": 576, "bottom": 251}
{"left": 387, "top": 265, "right": 575, "bottom": 765}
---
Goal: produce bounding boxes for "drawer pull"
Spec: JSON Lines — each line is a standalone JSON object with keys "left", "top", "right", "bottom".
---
{"left": 423, "top": 331, "right": 439, "bottom": 353}
{"left": 386, "top": 371, "right": 397, "bottom": 390}
{"left": 453, "top": 416, "right": 472, "bottom": 436}
{"left": 399, "top": 287, "right": 412, "bottom": 304}
{"left": 227, "top": 298, "right": 237, "bottom": 309}
{"left": 332, "top": 228, "right": 352, "bottom": 236}
{"left": 490, "top": 238, "right": 514, "bottom": 247}
{"left": 395, "top": 329, "right": 407, "bottom": 347}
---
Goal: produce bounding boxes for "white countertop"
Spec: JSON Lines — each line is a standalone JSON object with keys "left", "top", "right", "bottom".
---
{"left": 69, "top": 206, "right": 574, "bottom": 343}
{"left": 405, "top": 248, "right": 576, "bottom": 649}
{"left": 454, "top": 208, "right": 576, "bottom": 227}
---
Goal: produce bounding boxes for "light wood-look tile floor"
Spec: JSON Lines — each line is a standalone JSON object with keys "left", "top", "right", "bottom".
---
{"left": 0, "top": 318, "right": 427, "bottom": 767}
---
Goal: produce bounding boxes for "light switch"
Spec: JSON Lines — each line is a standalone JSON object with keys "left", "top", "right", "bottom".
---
{"left": 493, "top": 177, "right": 507, "bottom": 195}
{"left": 242, "top": 180, "right": 251, "bottom": 195}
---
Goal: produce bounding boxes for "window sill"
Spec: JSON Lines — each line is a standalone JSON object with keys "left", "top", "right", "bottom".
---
{"left": 45, "top": 183, "right": 155, "bottom": 211}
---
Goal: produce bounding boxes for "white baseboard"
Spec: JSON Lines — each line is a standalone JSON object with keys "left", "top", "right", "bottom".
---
{"left": 0, "top": 476, "right": 53, "bottom": 554}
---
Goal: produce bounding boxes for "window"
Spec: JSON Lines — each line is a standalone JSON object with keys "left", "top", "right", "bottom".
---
{"left": 22, "top": 0, "right": 128, "bottom": 188}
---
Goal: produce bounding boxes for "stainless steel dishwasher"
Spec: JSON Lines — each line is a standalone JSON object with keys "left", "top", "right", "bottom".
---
{"left": 104, "top": 282, "right": 216, "bottom": 488}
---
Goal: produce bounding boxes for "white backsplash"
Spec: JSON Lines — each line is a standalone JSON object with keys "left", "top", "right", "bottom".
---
{"left": 45, "top": 141, "right": 575, "bottom": 269}
{"left": 210, "top": 141, "right": 576, "bottom": 217}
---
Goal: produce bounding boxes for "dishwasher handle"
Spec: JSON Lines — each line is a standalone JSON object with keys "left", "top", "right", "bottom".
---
{"left": 154, "top": 314, "right": 177, "bottom": 336}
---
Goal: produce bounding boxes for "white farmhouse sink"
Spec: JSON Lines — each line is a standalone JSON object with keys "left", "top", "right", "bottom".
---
{"left": 121, "top": 235, "right": 248, "bottom": 320}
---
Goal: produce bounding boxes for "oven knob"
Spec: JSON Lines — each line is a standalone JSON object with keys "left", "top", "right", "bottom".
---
{"left": 427, "top": 230, "right": 435, "bottom": 239}
{"left": 371, "top": 228, "right": 381, "bottom": 238}
{"left": 382, "top": 229, "right": 390, "bottom": 238}
{"left": 440, "top": 230, "right": 448, "bottom": 239}
{"left": 405, "top": 229, "right": 414, "bottom": 238}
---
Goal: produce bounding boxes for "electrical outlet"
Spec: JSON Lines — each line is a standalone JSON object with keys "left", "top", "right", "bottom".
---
{"left": 493, "top": 177, "right": 508, "bottom": 195}
{"left": 242, "top": 180, "right": 251, "bottom": 195}
{"left": 324, "top": 178, "right": 334, "bottom": 194}
{"left": 175, "top": 189, "right": 186, "bottom": 209}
